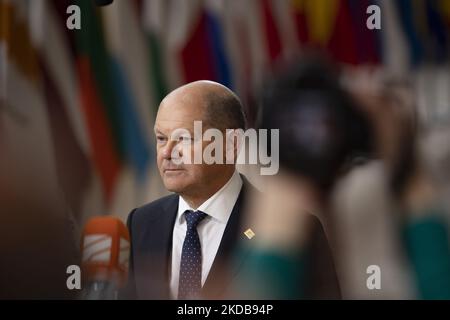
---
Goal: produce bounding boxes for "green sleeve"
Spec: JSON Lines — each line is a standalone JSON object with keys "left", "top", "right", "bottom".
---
{"left": 233, "top": 246, "right": 305, "bottom": 299}
{"left": 404, "top": 210, "right": 450, "bottom": 299}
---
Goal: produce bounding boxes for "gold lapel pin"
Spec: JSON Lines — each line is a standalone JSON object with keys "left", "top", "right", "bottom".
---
{"left": 244, "top": 228, "right": 255, "bottom": 240}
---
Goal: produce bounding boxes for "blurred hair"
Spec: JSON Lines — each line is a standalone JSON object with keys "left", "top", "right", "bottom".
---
{"left": 257, "top": 57, "right": 374, "bottom": 192}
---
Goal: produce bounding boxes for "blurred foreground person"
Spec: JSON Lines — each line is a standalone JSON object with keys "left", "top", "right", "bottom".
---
{"left": 231, "top": 59, "right": 373, "bottom": 299}
{"left": 332, "top": 70, "right": 450, "bottom": 299}
{"left": 0, "top": 117, "right": 80, "bottom": 299}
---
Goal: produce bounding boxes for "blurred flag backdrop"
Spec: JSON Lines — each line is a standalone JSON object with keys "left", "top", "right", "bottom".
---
{"left": 1, "top": 0, "right": 450, "bottom": 226}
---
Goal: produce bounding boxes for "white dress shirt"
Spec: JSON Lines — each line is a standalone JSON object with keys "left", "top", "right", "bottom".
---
{"left": 169, "top": 170, "right": 243, "bottom": 299}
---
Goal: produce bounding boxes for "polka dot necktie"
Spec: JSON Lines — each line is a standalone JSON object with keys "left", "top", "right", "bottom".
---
{"left": 178, "top": 210, "right": 207, "bottom": 299}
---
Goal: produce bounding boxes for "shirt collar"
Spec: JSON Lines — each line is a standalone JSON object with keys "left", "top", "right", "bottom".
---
{"left": 177, "top": 170, "right": 243, "bottom": 224}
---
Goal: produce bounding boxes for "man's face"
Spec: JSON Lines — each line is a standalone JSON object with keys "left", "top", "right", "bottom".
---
{"left": 154, "top": 91, "right": 228, "bottom": 197}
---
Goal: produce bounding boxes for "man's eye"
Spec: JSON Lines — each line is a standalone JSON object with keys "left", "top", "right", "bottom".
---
{"left": 179, "top": 136, "right": 193, "bottom": 142}
{"left": 156, "top": 136, "right": 167, "bottom": 143}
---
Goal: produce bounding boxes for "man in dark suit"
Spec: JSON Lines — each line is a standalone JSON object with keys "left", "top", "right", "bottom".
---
{"left": 121, "top": 80, "right": 340, "bottom": 300}
{"left": 122, "top": 80, "right": 252, "bottom": 299}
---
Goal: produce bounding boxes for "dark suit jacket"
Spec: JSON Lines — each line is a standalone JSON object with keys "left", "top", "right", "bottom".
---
{"left": 121, "top": 176, "right": 341, "bottom": 299}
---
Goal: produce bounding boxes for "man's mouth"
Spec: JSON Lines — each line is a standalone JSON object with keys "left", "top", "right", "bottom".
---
{"left": 163, "top": 168, "right": 184, "bottom": 173}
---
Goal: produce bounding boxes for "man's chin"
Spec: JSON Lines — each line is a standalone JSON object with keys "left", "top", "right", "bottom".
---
{"left": 162, "top": 175, "right": 189, "bottom": 193}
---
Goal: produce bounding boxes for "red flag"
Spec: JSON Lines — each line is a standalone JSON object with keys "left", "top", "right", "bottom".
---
{"left": 261, "top": 0, "right": 283, "bottom": 65}
{"left": 328, "top": 0, "right": 359, "bottom": 65}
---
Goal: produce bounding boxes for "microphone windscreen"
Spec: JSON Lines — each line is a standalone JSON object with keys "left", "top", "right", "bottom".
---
{"left": 81, "top": 216, "right": 130, "bottom": 286}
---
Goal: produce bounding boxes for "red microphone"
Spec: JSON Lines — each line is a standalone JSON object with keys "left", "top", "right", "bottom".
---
{"left": 81, "top": 216, "right": 130, "bottom": 299}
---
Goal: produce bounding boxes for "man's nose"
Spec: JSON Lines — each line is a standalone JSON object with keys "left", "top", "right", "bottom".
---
{"left": 161, "top": 140, "right": 181, "bottom": 160}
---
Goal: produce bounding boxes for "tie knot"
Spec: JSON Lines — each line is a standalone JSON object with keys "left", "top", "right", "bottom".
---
{"left": 184, "top": 210, "right": 207, "bottom": 229}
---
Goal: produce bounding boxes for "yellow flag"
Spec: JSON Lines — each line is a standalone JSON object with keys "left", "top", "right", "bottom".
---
{"left": 293, "top": 0, "right": 339, "bottom": 46}
{"left": 441, "top": 0, "right": 450, "bottom": 23}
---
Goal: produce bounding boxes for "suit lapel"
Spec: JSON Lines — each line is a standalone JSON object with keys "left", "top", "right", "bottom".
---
{"left": 202, "top": 177, "right": 253, "bottom": 298}
{"left": 138, "top": 194, "right": 178, "bottom": 299}
{"left": 159, "top": 195, "right": 179, "bottom": 296}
